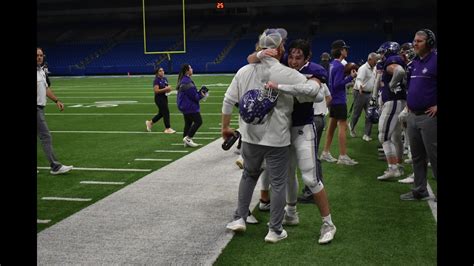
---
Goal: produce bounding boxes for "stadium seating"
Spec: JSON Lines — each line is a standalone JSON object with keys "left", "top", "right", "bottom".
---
{"left": 39, "top": 17, "right": 418, "bottom": 76}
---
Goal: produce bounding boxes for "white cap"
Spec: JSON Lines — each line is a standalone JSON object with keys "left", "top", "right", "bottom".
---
{"left": 258, "top": 31, "right": 283, "bottom": 49}
{"left": 264, "top": 28, "right": 288, "bottom": 40}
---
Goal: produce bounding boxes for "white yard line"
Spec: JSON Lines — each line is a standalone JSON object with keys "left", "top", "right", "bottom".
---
{"left": 171, "top": 143, "right": 202, "bottom": 146}
{"left": 37, "top": 219, "right": 51, "bottom": 224}
{"left": 37, "top": 166, "right": 151, "bottom": 172}
{"left": 154, "top": 150, "right": 188, "bottom": 153}
{"left": 49, "top": 102, "right": 151, "bottom": 105}
{"left": 54, "top": 87, "right": 229, "bottom": 91}
{"left": 54, "top": 96, "right": 223, "bottom": 98}
{"left": 134, "top": 158, "right": 173, "bottom": 162}
{"left": 49, "top": 102, "right": 222, "bottom": 105}
{"left": 192, "top": 137, "right": 216, "bottom": 140}
{"left": 46, "top": 113, "right": 222, "bottom": 116}
{"left": 80, "top": 181, "right": 125, "bottom": 185}
{"left": 42, "top": 197, "right": 92, "bottom": 202}
{"left": 57, "top": 92, "right": 153, "bottom": 94}
{"left": 49, "top": 130, "right": 221, "bottom": 135}
{"left": 426, "top": 183, "right": 437, "bottom": 222}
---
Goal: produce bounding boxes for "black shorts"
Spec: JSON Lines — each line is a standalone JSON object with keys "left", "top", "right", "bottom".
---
{"left": 329, "top": 104, "right": 347, "bottom": 120}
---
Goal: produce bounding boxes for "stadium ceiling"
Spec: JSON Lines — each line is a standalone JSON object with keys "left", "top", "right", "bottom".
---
{"left": 38, "top": 0, "right": 436, "bottom": 15}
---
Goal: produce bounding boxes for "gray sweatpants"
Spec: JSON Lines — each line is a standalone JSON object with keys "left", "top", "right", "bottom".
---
{"left": 350, "top": 90, "right": 373, "bottom": 136}
{"left": 313, "top": 115, "right": 325, "bottom": 152}
{"left": 407, "top": 113, "right": 437, "bottom": 196}
{"left": 37, "top": 106, "right": 62, "bottom": 170}
{"left": 235, "top": 142, "right": 289, "bottom": 232}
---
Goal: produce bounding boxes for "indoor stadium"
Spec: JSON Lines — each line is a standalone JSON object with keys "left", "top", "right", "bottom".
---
{"left": 35, "top": 0, "right": 438, "bottom": 264}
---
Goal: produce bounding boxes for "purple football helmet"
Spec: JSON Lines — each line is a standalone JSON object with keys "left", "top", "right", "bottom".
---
{"left": 400, "top": 42, "right": 415, "bottom": 61}
{"left": 376, "top": 41, "right": 400, "bottom": 59}
{"left": 239, "top": 88, "right": 279, "bottom": 125}
{"left": 367, "top": 104, "right": 380, "bottom": 124}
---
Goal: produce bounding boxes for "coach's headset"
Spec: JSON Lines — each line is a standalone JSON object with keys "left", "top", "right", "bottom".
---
{"left": 420, "top": 28, "right": 436, "bottom": 48}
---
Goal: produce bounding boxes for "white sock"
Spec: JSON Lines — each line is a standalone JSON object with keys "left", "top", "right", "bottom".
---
{"left": 322, "top": 214, "right": 333, "bottom": 226}
{"left": 388, "top": 164, "right": 397, "bottom": 171}
{"left": 285, "top": 204, "right": 297, "bottom": 216}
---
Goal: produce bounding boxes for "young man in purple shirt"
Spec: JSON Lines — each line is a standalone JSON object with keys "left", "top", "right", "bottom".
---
{"left": 400, "top": 29, "right": 437, "bottom": 201}
{"left": 320, "top": 40, "right": 358, "bottom": 165}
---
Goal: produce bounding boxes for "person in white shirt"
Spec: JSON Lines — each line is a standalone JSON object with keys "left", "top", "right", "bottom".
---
{"left": 222, "top": 30, "right": 323, "bottom": 243}
{"left": 348, "top": 52, "right": 378, "bottom": 141}
{"left": 37, "top": 47, "right": 73, "bottom": 175}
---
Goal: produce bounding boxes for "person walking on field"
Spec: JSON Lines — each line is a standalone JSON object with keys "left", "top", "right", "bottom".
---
{"left": 146, "top": 67, "right": 176, "bottom": 134}
{"left": 176, "top": 64, "right": 207, "bottom": 147}
{"left": 37, "top": 47, "right": 73, "bottom": 175}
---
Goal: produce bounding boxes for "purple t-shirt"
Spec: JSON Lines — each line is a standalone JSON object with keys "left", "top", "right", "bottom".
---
{"left": 153, "top": 76, "right": 169, "bottom": 99}
{"left": 329, "top": 59, "right": 353, "bottom": 105}
{"left": 407, "top": 51, "right": 437, "bottom": 112}
{"left": 291, "top": 62, "right": 328, "bottom": 126}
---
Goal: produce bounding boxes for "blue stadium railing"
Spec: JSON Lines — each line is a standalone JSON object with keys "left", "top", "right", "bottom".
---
{"left": 44, "top": 32, "right": 411, "bottom": 76}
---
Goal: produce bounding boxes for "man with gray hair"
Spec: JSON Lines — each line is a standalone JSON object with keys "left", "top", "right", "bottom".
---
{"left": 348, "top": 52, "right": 378, "bottom": 141}
{"left": 222, "top": 30, "right": 323, "bottom": 243}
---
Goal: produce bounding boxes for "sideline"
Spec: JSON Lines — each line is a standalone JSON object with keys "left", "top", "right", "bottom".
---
{"left": 37, "top": 138, "right": 259, "bottom": 265}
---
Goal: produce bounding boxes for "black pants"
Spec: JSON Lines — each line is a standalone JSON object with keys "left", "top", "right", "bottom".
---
{"left": 183, "top": 112, "right": 202, "bottom": 138}
{"left": 152, "top": 97, "right": 171, "bottom": 128}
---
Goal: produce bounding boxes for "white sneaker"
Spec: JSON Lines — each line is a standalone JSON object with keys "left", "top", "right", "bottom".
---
{"left": 235, "top": 158, "right": 244, "bottom": 169}
{"left": 145, "top": 120, "right": 152, "bottom": 132}
{"left": 398, "top": 173, "right": 415, "bottom": 184}
{"left": 183, "top": 137, "right": 199, "bottom": 147}
{"left": 428, "top": 162, "right": 432, "bottom": 167}
{"left": 226, "top": 218, "right": 246, "bottom": 232}
{"left": 318, "top": 222, "right": 336, "bottom": 244}
{"left": 320, "top": 151, "right": 338, "bottom": 163}
{"left": 377, "top": 168, "right": 401, "bottom": 180}
{"left": 362, "top": 135, "right": 372, "bottom": 141}
{"left": 264, "top": 229, "right": 288, "bottom": 243}
{"left": 246, "top": 214, "right": 259, "bottom": 224}
{"left": 337, "top": 154, "right": 358, "bottom": 165}
{"left": 404, "top": 158, "right": 413, "bottom": 164}
{"left": 259, "top": 200, "right": 271, "bottom": 211}
{"left": 163, "top": 128, "right": 176, "bottom": 134}
{"left": 283, "top": 212, "right": 299, "bottom": 225}
{"left": 50, "top": 165, "right": 73, "bottom": 175}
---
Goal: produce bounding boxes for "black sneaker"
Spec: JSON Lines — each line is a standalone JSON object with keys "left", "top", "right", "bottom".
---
{"left": 297, "top": 194, "right": 314, "bottom": 203}
{"left": 400, "top": 191, "right": 431, "bottom": 201}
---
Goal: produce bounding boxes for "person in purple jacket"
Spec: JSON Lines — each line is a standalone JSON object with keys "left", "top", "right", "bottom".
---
{"left": 320, "top": 40, "right": 358, "bottom": 165}
{"left": 400, "top": 29, "right": 437, "bottom": 201}
{"left": 176, "top": 64, "right": 206, "bottom": 147}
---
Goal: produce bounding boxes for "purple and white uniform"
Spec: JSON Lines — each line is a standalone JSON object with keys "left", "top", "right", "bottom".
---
{"left": 287, "top": 62, "right": 328, "bottom": 199}
{"left": 378, "top": 55, "right": 407, "bottom": 159}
